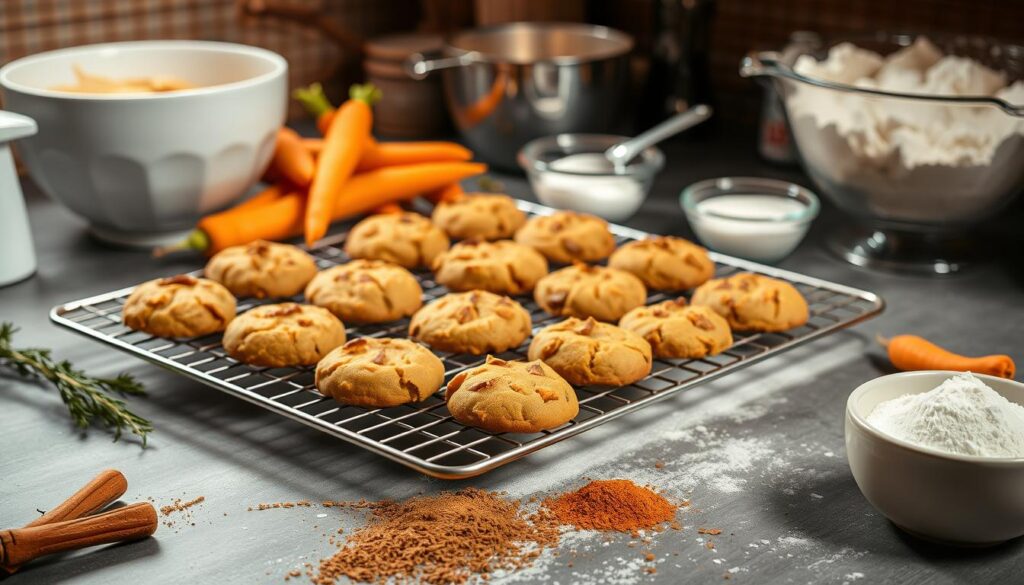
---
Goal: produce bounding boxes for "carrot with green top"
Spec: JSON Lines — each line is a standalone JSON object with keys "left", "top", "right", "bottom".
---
{"left": 304, "top": 83, "right": 381, "bottom": 246}
{"left": 157, "top": 161, "right": 486, "bottom": 256}
{"left": 293, "top": 83, "right": 337, "bottom": 135}
{"left": 356, "top": 141, "right": 472, "bottom": 171}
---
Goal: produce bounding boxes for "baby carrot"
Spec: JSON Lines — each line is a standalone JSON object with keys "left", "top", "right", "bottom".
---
{"left": 302, "top": 137, "right": 323, "bottom": 154}
{"left": 305, "top": 83, "right": 381, "bottom": 246}
{"left": 879, "top": 334, "right": 1016, "bottom": 379}
{"left": 270, "top": 128, "right": 315, "bottom": 187}
{"left": 356, "top": 141, "right": 472, "bottom": 172}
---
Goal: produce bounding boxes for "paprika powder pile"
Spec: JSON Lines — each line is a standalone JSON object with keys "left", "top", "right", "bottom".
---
{"left": 544, "top": 479, "right": 677, "bottom": 532}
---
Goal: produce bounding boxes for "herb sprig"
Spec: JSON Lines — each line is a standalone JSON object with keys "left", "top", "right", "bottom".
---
{"left": 0, "top": 322, "right": 152, "bottom": 445}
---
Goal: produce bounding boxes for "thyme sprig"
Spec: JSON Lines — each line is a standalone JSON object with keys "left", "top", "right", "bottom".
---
{"left": 0, "top": 322, "right": 152, "bottom": 445}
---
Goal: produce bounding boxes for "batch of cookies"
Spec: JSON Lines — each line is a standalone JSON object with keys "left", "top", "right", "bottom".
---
{"left": 122, "top": 193, "right": 810, "bottom": 435}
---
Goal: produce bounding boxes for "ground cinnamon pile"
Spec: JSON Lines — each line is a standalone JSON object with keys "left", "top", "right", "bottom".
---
{"left": 544, "top": 479, "right": 676, "bottom": 532}
{"left": 160, "top": 495, "right": 205, "bottom": 516}
{"left": 312, "top": 488, "right": 559, "bottom": 585}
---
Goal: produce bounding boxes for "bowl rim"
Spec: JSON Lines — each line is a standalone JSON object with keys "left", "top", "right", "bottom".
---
{"left": 740, "top": 32, "right": 1024, "bottom": 118}
{"left": 846, "top": 370, "right": 1024, "bottom": 465}
{"left": 0, "top": 40, "right": 287, "bottom": 101}
{"left": 517, "top": 133, "right": 665, "bottom": 179}
{"left": 446, "top": 22, "right": 634, "bottom": 66}
{"left": 680, "top": 176, "right": 820, "bottom": 224}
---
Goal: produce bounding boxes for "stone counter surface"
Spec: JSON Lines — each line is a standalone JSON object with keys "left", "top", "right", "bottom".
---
{"left": 2, "top": 126, "right": 1023, "bottom": 584}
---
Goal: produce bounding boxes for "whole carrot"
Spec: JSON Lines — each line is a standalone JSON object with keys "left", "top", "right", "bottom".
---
{"left": 270, "top": 127, "right": 315, "bottom": 187}
{"left": 305, "top": 83, "right": 381, "bottom": 246}
{"left": 879, "top": 334, "right": 1016, "bottom": 379}
{"left": 163, "top": 161, "right": 486, "bottom": 255}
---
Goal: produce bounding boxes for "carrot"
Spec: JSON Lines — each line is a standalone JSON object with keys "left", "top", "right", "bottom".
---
{"left": 878, "top": 334, "right": 1016, "bottom": 379}
{"left": 293, "top": 83, "right": 337, "bottom": 135}
{"left": 162, "top": 161, "right": 486, "bottom": 255}
{"left": 356, "top": 141, "right": 472, "bottom": 172}
{"left": 225, "top": 183, "right": 287, "bottom": 214}
{"left": 305, "top": 83, "right": 382, "bottom": 246}
{"left": 372, "top": 202, "right": 404, "bottom": 214}
{"left": 302, "top": 137, "right": 323, "bottom": 154}
{"left": 270, "top": 128, "right": 315, "bottom": 187}
{"left": 425, "top": 182, "right": 466, "bottom": 205}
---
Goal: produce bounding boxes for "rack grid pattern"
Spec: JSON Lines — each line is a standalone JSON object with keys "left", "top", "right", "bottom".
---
{"left": 51, "top": 200, "right": 884, "bottom": 478}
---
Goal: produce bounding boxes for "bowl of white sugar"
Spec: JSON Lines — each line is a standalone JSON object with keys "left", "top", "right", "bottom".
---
{"left": 846, "top": 371, "right": 1024, "bottom": 545}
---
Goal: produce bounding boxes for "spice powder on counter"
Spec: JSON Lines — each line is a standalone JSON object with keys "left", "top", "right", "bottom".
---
{"left": 544, "top": 479, "right": 677, "bottom": 532}
{"left": 312, "top": 488, "right": 559, "bottom": 585}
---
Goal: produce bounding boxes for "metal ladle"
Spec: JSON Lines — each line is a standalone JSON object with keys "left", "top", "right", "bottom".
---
{"left": 603, "top": 104, "right": 713, "bottom": 173}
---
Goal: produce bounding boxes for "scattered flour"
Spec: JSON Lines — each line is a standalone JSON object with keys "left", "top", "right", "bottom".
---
{"left": 866, "top": 372, "right": 1024, "bottom": 457}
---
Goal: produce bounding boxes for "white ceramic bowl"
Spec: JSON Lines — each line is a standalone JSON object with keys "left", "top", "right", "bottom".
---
{"left": 846, "top": 371, "right": 1024, "bottom": 546}
{"left": 0, "top": 41, "right": 287, "bottom": 246}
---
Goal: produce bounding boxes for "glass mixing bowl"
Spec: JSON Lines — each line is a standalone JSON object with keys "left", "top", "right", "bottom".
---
{"left": 741, "top": 33, "right": 1024, "bottom": 274}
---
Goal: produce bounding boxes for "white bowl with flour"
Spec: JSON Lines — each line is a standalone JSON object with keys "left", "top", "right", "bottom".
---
{"left": 846, "top": 371, "right": 1024, "bottom": 545}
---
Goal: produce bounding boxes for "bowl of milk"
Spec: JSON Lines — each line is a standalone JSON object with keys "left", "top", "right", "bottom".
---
{"left": 681, "top": 177, "right": 819, "bottom": 263}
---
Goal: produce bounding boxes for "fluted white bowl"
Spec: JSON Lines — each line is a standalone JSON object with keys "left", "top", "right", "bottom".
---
{"left": 0, "top": 40, "right": 287, "bottom": 246}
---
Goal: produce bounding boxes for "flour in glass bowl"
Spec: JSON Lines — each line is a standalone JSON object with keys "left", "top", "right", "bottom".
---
{"left": 866, "top": 373, "right": 1024, "bottom": 458}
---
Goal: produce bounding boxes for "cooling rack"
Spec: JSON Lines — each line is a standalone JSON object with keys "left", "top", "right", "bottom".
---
{"left": 51, "top": 200, "right": 884, "bottom": 479}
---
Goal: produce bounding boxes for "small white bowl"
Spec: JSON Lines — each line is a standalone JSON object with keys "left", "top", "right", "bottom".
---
{"left": 846, "top": 371, "right": 1024, "bottom": 546}
{"left": 518, "top": 133, "right": 664, "bottom": 222}
{"left": 0, "top": 40, "right": 287, "bottom": 246}
{"left": 681, "top": 177, "right": 819, "bottom": 264}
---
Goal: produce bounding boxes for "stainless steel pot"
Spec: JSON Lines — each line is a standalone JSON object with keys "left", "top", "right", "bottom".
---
{"left": 406, "top": 22, "right": 633, "bottom": 170}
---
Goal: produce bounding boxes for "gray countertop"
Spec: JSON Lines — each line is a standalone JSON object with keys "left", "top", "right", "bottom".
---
{"left": 2, "top": 125, "right": 1023, "bottom": 585}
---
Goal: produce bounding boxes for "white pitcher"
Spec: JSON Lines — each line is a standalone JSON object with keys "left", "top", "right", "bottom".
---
{"left": 0, "top": 110, "right": 37, "bottom": 287}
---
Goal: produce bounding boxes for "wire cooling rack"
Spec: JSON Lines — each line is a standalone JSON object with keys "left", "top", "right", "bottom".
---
{"left": 51, "top": 200, "right": 884, "bottom": 479}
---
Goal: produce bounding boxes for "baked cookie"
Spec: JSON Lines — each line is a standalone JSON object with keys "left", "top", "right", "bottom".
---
{"left": 534, "top": 263, "right": 646, "bottom": 322}
{"left": 619, "top": 298, "right": 732, "bottom": 358}
{"left": 204, "top": 240, "right": 317, "bottom": 299}
{"left": 528, "top": 317, "right": 652, "bottom": 386}
{"left": 431, "top": 193, "right": 527, "bottom": 241}
{"left": 431, "top": 240, "right": 548, "bottom": 296}
{"left": 608, "top": 236, "right": 714, "bottom": 290}
{"left": 446, "top": 356, "right": 578, "bottom": 433}
{"left": 409, "top": 291, "right": 531, "bottom": 355}
{"left": 691, "top": 273, "right": 809, "bottom": 332}
{"left": 123, "top": 275, "right": 236, "bottom": 338}
{"left": 344, "top": 212, "right": 450, "bottom": 269}
{"left": 304, "top": 260, "right": 422, "bottom": 324}
{"left": 514, "top": 211, "right": 616, "bottom": 264}
{"left": 222, "top": 303, "right": 345, "bottom": 367}
{"left": 316, "top": 337, "right": 444, "bottom": 408}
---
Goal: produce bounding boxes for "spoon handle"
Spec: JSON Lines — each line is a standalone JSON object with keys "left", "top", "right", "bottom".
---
{"left": 607, "top": 105, "right": 713, "bottom": 166}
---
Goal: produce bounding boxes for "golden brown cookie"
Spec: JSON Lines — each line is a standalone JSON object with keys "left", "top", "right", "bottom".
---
{"left": 608, "top": 236, "right": 714, "bottom": 291}
{"left": 304, "top": 260, "right": 422, "bottom": 324}
{"left": 315, "top": 337, "right": 444, "bottom": 408}
{"left": 528, "top": 317, "right": 652, "bottom": 386}
{"left": 619, "top": 298, "right": 732, "bottom": 359}
{"left": 514, "top": 210, "right": 616, "bottom": 264}
{"left": 431, "top": 193, "right": 527, "bottom": 241}
{"left": 534, "top": 263, "right": 647, "bottom": 322}
{"left": 344, "top": 212, "right": 450, "bottom": 269}
{"left": 691, "top": 273, "right": 809, "bottom": 332}
{"left": 204, "top": 240, "right": 318, "bottom": 299}
{"left": 409, "top": 291, "right": 532, "bottom": 355}
{"left": 446, "top": 356, "right": 579, "bottom": 433}
{"left": 123, "top": 275, "right": 236, "bottom": 338}
{"left": 222, "top": 303, "right": 345, "bottom": 367}
{"left": 431, "top": 240, "right": 548, "bottom": 296}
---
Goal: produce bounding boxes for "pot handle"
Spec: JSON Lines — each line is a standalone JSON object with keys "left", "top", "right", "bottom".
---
{"left": 405, "top": 52, "right": 481, "bottom": 80}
